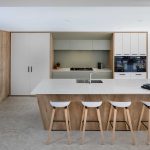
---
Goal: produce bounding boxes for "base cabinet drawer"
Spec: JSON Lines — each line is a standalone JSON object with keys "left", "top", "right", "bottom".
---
{"left": 114, "top": 72, "right": 147, "bottom": 79}
{"left": 130, "top": 73, "right": 146, "bottom": 79}
{"left": 114, "top": 73, "right": 131, "bottom": 79}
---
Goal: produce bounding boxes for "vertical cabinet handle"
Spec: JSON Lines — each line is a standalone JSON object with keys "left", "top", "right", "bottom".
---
{"left": 28, "top": 66, "right": 29, "bottom": 72}
{"left": 31, "top": 66, "right": 32, "bottom": 72}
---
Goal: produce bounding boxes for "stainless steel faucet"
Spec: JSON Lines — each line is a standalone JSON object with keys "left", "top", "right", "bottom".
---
{"left": 89, "top": 72, "right": 93, "bottom": 84}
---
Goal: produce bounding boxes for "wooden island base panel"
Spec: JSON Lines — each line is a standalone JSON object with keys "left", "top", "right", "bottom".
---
{"left": 37, "top": 94, "right": 150, "bottom": 131}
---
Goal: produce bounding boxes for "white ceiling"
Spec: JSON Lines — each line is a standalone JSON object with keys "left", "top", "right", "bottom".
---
{"left": 0, "top": 7, "right": 150, "bottom": 32}
{"left": 0, "top": 0, "right": 150, "bottom": 6}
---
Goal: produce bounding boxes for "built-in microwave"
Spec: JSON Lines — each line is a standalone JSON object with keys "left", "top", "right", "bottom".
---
{"left": 115, "top": 56, "right": 146, "bottom": 72}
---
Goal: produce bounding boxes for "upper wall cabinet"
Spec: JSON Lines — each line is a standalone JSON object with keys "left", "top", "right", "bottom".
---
{"left": 92, "top": 40, "right": 110, "bottom": 50}
{"left": 123, "top": 33, "right": 130, "bottom": 55}
{"left": 114, "top": 33, "right": 122, "bottom": 55}
{"left": 54, "top": 40, "right": 71, "bottom": 50}
{"left": 114, "top": 32, "right": 147, "bottom": 56}
{"left": 130, "top": 33, "right": 139, "bottom": 55}
{"left": 70, "top": 40, "right": 92, "bottom": 50}
{"left": 54, "top": 40, "right": 110, "bottom": 50}
{"left": 139, "top": 33, "right": 147, "bottom": 56}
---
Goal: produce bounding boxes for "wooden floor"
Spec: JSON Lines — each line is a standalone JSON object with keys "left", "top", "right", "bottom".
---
{"left": 37, "top": 94, "right": 150, "bottom": 130}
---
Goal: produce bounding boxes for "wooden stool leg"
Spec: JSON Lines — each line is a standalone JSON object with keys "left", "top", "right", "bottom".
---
{"left": 67, "top": 106, "right": 71, "bottom": 131}
{"left": 107, "top": 105, "right": 113, "bottom": 130}
{"left": 96, "top": 107, "right": 104, "bottom": 144}
{"left": 112, "top": 107, "right": 117, "bottom": 145}
{"left": 124, "top": 108, "right": 128, "bottom": 130}
{"left": 45, "top": 108, "right": 55, "bottom": 144}
{"left": 126, "top": 108, "right": 136, "bottom": 145}
{"left": 64, "top": 107, "right": 71, "bottom": 144}
{"left": 80, "top": 106, "right": 85, "bottom": 131}
{"left": 138, "top": 105, "right": 145, "bottom": 130}
{"left": 81, "top": 107, "right": 88, "bottom": 144}
{"left": 147, "top": 108, "right": 150, "bottom": 145}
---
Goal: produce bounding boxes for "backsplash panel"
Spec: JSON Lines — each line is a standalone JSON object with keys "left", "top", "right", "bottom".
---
{"left": 54, "top": 50, "right": 109, "bottom": 68}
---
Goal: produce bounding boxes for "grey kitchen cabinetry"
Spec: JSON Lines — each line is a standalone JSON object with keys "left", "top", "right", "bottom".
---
{"left": 52, "top": 71, "right": 112, "bottom": 79}
{"left": 54, "top": 40, "right": 110, "bottom": 50}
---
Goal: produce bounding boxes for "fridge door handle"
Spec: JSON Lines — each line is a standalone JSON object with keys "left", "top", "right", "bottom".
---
{"left": 31, "top": 66, "right": 32, "bottom": 72}
{"left": 28, "top": 66, "right": 29, "bottom": 72}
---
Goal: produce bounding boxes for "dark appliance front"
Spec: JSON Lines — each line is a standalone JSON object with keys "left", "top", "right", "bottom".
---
{"left": 115, "top": 56, "right": 146, "bottom": 72}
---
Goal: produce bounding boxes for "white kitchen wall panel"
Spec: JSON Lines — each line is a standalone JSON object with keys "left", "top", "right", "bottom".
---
{"left": 11, "top": 33, "right": 50, "bottom": 95}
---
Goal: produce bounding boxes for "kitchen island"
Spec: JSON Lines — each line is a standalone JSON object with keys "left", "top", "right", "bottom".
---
{"left": 31, "top": 79, "right": 150, "bottom": 130}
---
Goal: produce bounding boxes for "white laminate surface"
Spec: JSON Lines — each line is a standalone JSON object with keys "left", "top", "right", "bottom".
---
{"left": 31, "top": 79, "right": 150, "bottom": 95}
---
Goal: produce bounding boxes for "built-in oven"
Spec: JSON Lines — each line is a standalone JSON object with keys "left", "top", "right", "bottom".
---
{"left": 115, "top": 56, "right": 130, "bottom": 72}
{"left": 115, "top": 56, "right": 146, "bottom": 72}
{"left": 130, "top": 56, "right": 146, "bottom": 72}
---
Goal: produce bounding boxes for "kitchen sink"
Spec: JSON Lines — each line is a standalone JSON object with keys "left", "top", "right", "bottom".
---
{"left": 76, "top": 79, "right": 103, "bottom": 83}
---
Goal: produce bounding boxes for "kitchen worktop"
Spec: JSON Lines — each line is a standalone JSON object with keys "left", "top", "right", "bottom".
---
{"left": 31, "top": 79, "right": 150, "bottom": 95}
{"left": 52, "top": 68, "right": 112, "bottom": 72}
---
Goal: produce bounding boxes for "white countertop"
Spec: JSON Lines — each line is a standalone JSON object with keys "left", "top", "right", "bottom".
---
{"left": 31, "top": 79, "right": 150, "bottom": 95}
{"left": 52, "top": 68, "right": 112, "bottom": 72}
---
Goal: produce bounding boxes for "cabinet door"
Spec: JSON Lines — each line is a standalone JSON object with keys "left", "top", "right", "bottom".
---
{"left": 92, "top": 40, "right": 110, "bottom": 50}
{"left": 114, "top": 33, "right": 123, "bottom": 56}
{"left": 131, "top": 33, "right": 139, "bottom": 56}
{"left": 70, "top": 40, "right": 92, "bottom": 50}
{"left": 123, "top": 33, "right": 130, "bottom": 55}
{"left": 114, "top": 73, "right": 131, "bottom": 79}
{"left": 130, "top": 72, "right": 146, "bottom": 79}
{"left": 29, "top": 33, "right": 50, "bottom": 92}
{"left": 139, "top": 33, "right": 147, "bottom": 56}
{"left": 11, "top": 33, "right": 30, "bottom": 95}
{"left": 54, "top": 40, "right": 70, "bottom": 50}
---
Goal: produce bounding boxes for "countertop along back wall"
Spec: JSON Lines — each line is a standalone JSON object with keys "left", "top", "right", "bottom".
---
{"left": 54, "top": 50, "right": 109, "bottom": 68}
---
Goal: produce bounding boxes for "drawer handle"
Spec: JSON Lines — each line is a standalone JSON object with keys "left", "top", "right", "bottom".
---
{"left": 124, "top": 54, "right": 130, "bottom": 55}
{"left": 116, "top": 54, "right": 121, "bottom": 55}
{"left": 120, "top": 74, "right": 125, "bottom": 75}
{"left": 132, "top": 54, "right": 137, "bottom": 55}
{"left": 136, "top": 74, "right": 142, "bottom": 75}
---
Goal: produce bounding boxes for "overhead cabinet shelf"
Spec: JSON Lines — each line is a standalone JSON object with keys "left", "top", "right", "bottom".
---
{"left": 54, "top": 40, "right": 110, "bottom": 50}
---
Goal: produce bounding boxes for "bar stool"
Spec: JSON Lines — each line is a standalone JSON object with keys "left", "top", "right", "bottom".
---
{"left": 138, "top": 101, "right": 150, "bottom": 144}
{"left": 45, "top": 101, "right": 71, "bottom": 144}
{"left": 107, "top": 101, "right": 135, "bottom": 145}
{"left": 80, "top": 101, "right": 104, "bottom": 144}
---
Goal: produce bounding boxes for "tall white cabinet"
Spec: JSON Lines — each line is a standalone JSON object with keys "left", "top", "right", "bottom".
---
{"left": 114, "top": 32, "right": 147, "bottom": 79}
{"left": 11, "top": 33, "right": 50, "bottom": 95}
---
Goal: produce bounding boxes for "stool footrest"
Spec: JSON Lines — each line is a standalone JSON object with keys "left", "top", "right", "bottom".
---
{"left": 109, "top": 120, "right": 130, "bottom": 131}
{"left": 53, "top": 120, "right": 69, "bottom": 122}
{"left": 141, "top": 121, "right": 148, "bottom": 129}
{"left": 82, "top": 120, "right": 99, "bottom": 123}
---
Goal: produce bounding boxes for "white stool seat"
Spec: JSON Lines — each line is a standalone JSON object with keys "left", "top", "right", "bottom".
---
{"left": 82, "top": 101, "right": 102, "bottom": 107}
{"left": 110, "top": 101, "right": 131, "bottom": 108}
{"left": 142, "top": 101, "right": 150, "bottom": 107}
{"left": 50, "top": 101, "right": 70, "bottom": 108}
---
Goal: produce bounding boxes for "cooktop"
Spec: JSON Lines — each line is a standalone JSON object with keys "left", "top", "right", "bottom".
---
{"left": 70, "top": 67, "right": 93, "bottom": 71}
